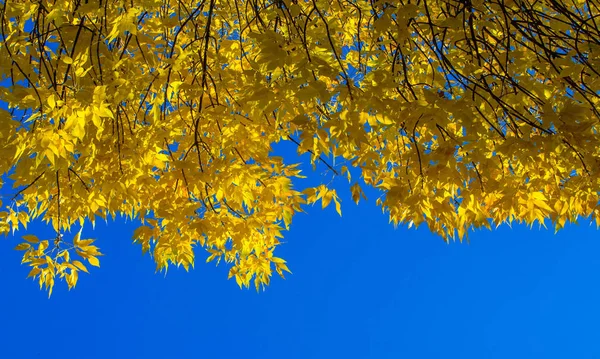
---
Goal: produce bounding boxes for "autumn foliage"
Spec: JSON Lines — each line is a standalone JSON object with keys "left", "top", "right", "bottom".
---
{"left": 0, "top": 0, "right": 599, "bottom": 294}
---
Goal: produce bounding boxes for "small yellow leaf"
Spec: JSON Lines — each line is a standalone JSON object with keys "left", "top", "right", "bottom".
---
{"left": 22, "top": 235, "right": 39, "bottom": 243}
{"left": 72, "top": 260, "right": 89, "bottom": 273}
{"left": 27, "top": 267, "right": 41, "bottom": 279}
{"left": 282, "top": 207, "right": 293, "bottom": 229}
{"left": 38, "top": 240, "right": 49, "bottom": 252}
{"left": 322, "top": 191, "right": 333, "bottom": 209}
{"left": 14, "top": 243, "right": 31, "bottom": 251}
{"left": 334, "top": 197, "right": 342, "bottom": 217}
{"left": 276, "top": 262, "right": 292, "bottom": 274}
{"left": 351, "top": 183, "right": 366, "bottom": 204}
{"left": 88, "top": 256, "right": 100, "bottom": 267}
{"left": 48, "top": 95, "right": 56, "bottom": 109}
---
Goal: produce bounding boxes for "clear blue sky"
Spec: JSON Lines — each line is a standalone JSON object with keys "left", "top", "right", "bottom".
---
{"left": 1, "top": 139, "right": 600, "bottom": 358}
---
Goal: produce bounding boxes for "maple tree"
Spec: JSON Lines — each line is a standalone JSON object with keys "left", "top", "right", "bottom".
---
{"left": 0, "top": 0, "right": 599, "bottom": 295}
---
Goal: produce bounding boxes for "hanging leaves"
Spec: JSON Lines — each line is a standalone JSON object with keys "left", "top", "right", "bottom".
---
{"left": 0, "top": 0, "right": 599, "bottom": 294}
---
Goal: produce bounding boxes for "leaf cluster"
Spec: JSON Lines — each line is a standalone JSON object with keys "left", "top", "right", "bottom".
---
{"left": 0, "top": 0, "right": 599, "bottom": 293}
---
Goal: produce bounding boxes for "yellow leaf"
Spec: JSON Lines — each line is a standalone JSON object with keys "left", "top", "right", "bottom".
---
{"left": 276, "top": 262, "right": 292, "bottom": 274}
{"left": 351, "top": 183, "right": 363, "bottom": 204}
{"left": 38, "top": 240, "right": 49, "bottom": 252}
{"left": 72, "top": 260, "right": 89, "bottom": 273}
{"left": 47, "top": 94, "right": 57, "bottom": 109}
{"left": 14, "top": 243, "right": 31, "bottom": 251}
{"left": 88, "top": 256, "right": 100, "bottom": 267}
{"left": 531, "top": 192, "right": 554, "bottom": 212}
{"left": 334, "top": 197, "right": 342, "bottom": 217}
{"left": 27, "top": 267, "right": 41, "bottom": 279}
{"left": 322, "top": 191, "right": 333, "bottom": 209}
{"left": 22, "top": 235, "right": 39, "bottom": 243}
{"left": 67, "top": 270, "right": 79, "bottom": 289}
{"left": 282, "top": 206, "right": 293, "bottom": 229}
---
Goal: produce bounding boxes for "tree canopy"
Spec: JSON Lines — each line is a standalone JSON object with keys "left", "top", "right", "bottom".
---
{"left": 1, "top": 0, "right": 599, "bottom": 294}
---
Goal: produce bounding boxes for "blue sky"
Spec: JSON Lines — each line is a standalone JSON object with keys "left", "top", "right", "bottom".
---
{"left": 0, "top": 32, "right": 598, "bottom": 357}
{"left": 1, "top": 140, "right": 600, "bottom": 358}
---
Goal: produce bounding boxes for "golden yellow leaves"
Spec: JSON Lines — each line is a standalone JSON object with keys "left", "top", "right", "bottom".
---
{"left": 282, "top": 205, "right": 294, "bottom": 229}
{"left": 0, "top": 109, "right": 18, "bottom": 140}
{"left": 153, "top": 233, "right": 196, "bottom": 272}
{"left": 304, "top": 185, "right": 342, "bottom": 216}
{"left": 271, "top": 256, "right": 292, "bottom": 279}
{"left": 517, "top": 192, "right": 554, "bottom": 228}
{"left": 35, "top": 129, "right": 76, "bottom": 167}
{"left": 15, "top": 232, "right": 101, "bottom": 296}
{"left": 350, "top": 183, "right": 367, "bottom": 205}
{"left": 132, "top": 225, "right": 154, "bottom": 255}
{"left": 107, "top": 7, "right": 142, "bottom": 41}
{"left": 2, "top": 209, "right": 29, "bottom": 234}
{"left": 2, "top": 0, "right": 600, "bottom": 296}
{"left": 226, "top": 249, "right": 292, "bottom": 291}
{"left": 62, "top": 110, "right": 87, "bottom": 141}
